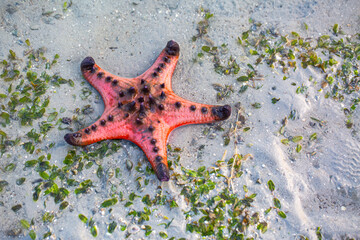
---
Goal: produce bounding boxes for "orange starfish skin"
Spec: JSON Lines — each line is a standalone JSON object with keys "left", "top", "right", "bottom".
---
{"left": 64, "top": 41, "right": 231, "bottom": 181}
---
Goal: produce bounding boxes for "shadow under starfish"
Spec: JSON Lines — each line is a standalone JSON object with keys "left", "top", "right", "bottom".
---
{"left": 64, "top": 40, "right": 231, "bottom": 181}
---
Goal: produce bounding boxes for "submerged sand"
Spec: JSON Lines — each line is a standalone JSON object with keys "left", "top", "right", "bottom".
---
{"left": 0, "top": 0, "right": 359, "bottom": 239}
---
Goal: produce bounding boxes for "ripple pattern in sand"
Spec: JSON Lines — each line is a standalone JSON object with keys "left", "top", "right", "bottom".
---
{"left": 328, "top": 138, "right": 360, "bottom": 186}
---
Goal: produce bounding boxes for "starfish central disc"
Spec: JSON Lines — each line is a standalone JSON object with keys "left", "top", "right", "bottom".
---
{"left": 64, "top": 40, "right": 231, "bottom": 181}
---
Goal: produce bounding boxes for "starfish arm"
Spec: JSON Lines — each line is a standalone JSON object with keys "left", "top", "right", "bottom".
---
{"left": 131, "top": 124, "right": 170, "bottom": 181}
{"left": 80, "top": 57, "right": 135, "bottom": 110}
{"left": 162, "top": 93, "right": 231, "bottom": 131}
{"left": 138, "top": 41, "right": 180, "bottom": 91}
{"left": 64, "top": 109, "right": 131, "bottom": 146}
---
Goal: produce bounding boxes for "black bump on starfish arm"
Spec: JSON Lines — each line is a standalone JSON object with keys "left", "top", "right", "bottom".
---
{"left": 128, "top": 87, "right": 136, "bottom": 95}
{"left": 211, "top": 105, "right": 232, "bottom": 120}
{"left": 81, "top": 57, "right": 95, "bottom": 71}
{"left": 126, "top": 101, "right": 136, "bottom": 112}
{"left": 165, "top": 40, "right": 180, "bottom": 56}
{"left": 156, "top": 163, "right": 170, "bottom": 181}
{"left": 64, "top": 133, "right": 79, "bottom": 146}
{"left": 201, "top": 107, "right": 208, "bottom": 114}
{"left": 142, "top": 85, "right": 150, "bottom": 94}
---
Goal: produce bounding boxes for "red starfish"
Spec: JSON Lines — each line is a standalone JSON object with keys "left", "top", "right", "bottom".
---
{"left": 64, "top": 41, "right": 231, "bottom": 181}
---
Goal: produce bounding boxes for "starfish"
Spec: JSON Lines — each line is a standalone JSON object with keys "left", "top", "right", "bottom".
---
{"left": 64, "top": 40, "right": 231, "bottom": 181}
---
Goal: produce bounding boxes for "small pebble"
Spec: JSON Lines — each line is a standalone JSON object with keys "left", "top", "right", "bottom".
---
{"left": 6, "top": 4, "right": 18, "bottom": 14}
{"left": 128, "top": 224, "right": 140, "bottom": 234}
{"left": 54, "top": 14, "right": 63, "bottom": 19}
{"left": 30, "top": 25, "right": 40, "bottom": 30}
{"left": 61, "top": 117, "right": 72, "bottom": 124}
{"left": 99, "top": 208, "right": 105, "bottom": 216}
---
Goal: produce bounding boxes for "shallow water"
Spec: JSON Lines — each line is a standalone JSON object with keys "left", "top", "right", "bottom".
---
{"left": 0, "top": 0, "right": 359, "bottom": 239}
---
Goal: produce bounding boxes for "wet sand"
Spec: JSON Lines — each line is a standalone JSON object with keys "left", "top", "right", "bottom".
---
{"left": 0, "top": 0, "right": 359, "bottom": 239}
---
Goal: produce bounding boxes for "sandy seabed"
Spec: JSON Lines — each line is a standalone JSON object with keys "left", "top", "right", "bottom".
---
{"left": 0, "top": 0, "right": 359, "bottom": 239}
